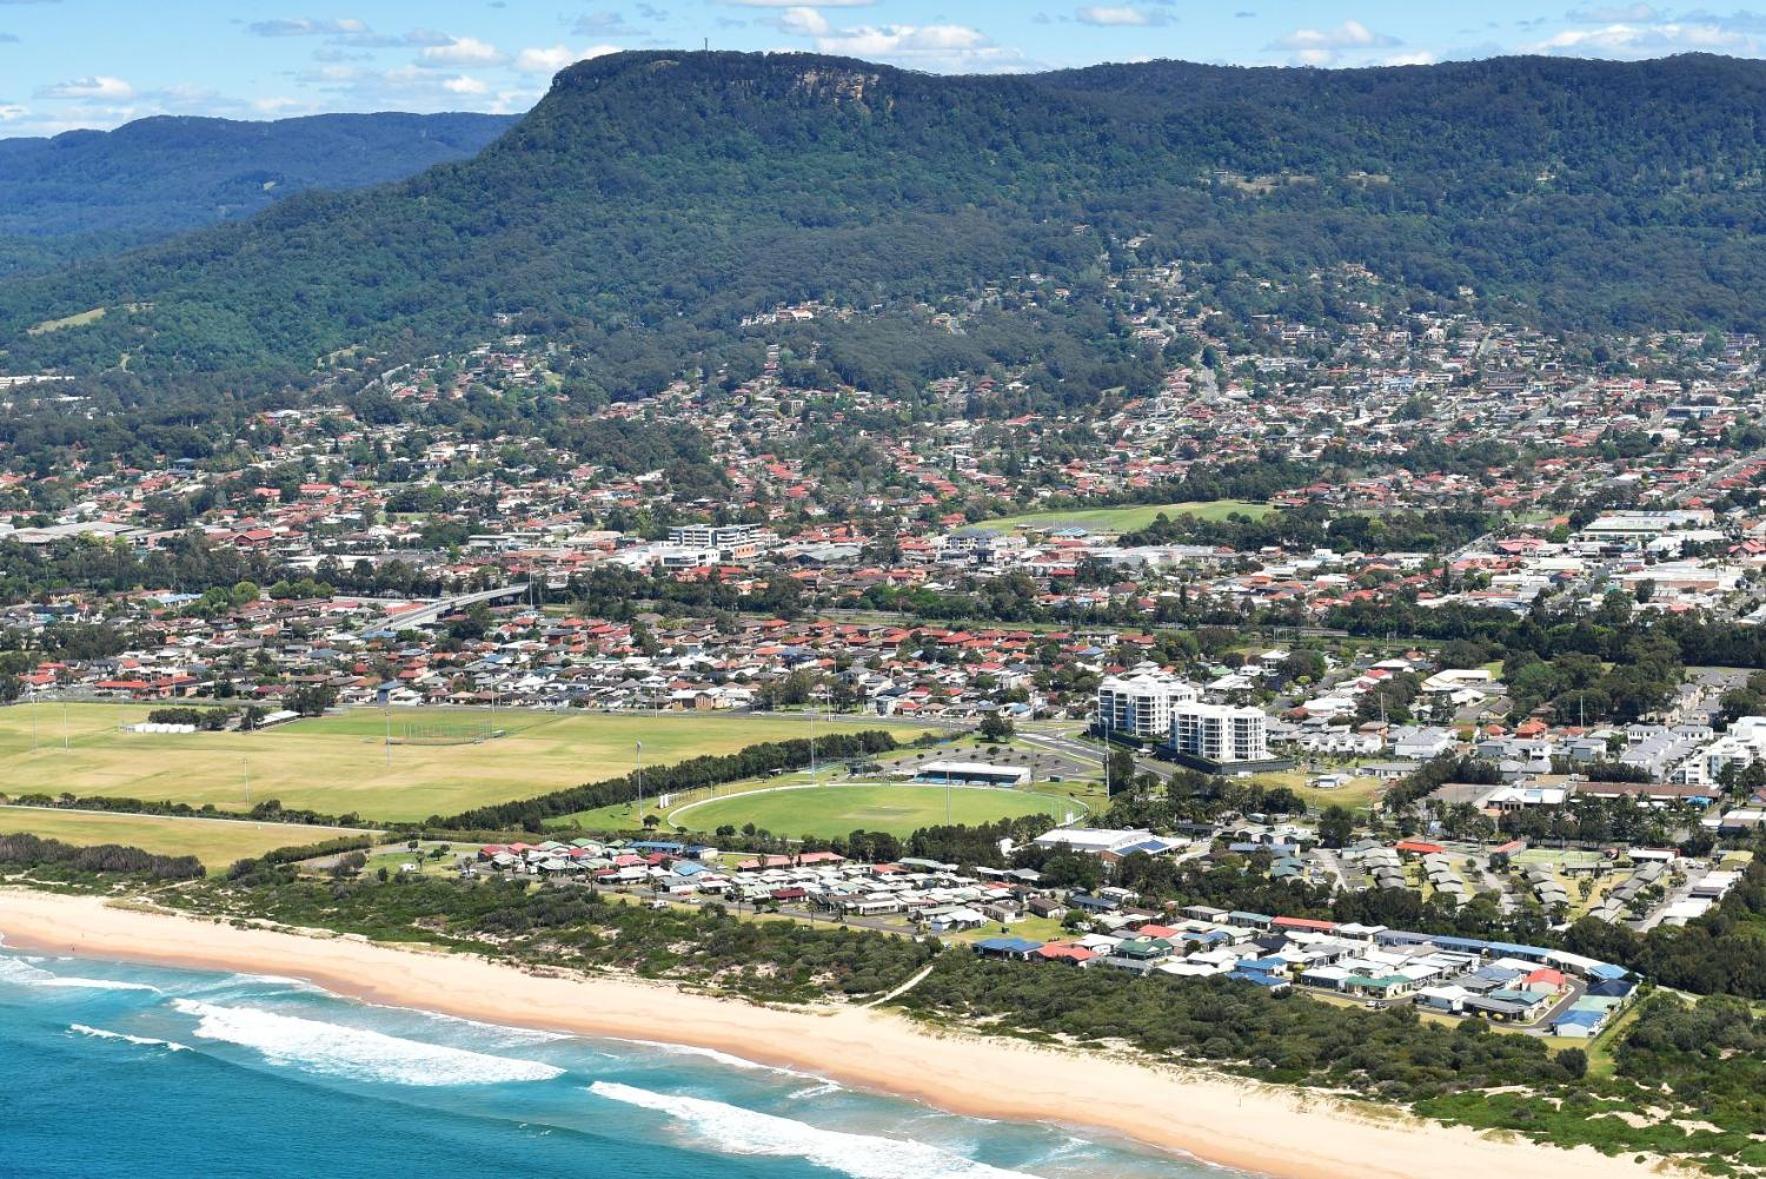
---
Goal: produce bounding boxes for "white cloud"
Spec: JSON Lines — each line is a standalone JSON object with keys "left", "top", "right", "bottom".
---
{"left": 1383, "top": 50, "right": 1437, "bottom": 65}
{"left": 1565, "top": 4, "right": 1660, "bottom": 21}
{"left": 1271, "top": 20, "right": 1399, "bottom": 51}
{"left": 1267, "top": 19, "right": 1401, "bottom": 64}
{"left": 775, "top": 18, "right": 1021, "bottom": 69}
{"left": 250, "top": 96, "right": 307, "bottom": 115}
{"left": 443, "top": 74, "right": 488, "bottom": 95}
{"left": 820, "top": 23, "right": 985, "bottom": 54}
{"left": 515, "top": 44, "right": 620, "bottom": 73}
{"left": 776, "top": 6, "right": 830, "bottom": 37}
{"left": 246, "top": 17, "right": 370, "bottom": 37}
{"left": 723, "top": 0, "right": 875, "bottom": 6}
{"left": 35, "top": 75, "right": 133, "bottom": 100}
{"left": 1534, "top": 20, "right": 1757, "bottom": 55}
{"left": 418, "top": 35, "right": 506, "bottom": 67}
{"left": 1075, "top": 5, "right": 1174, "bottom": 28}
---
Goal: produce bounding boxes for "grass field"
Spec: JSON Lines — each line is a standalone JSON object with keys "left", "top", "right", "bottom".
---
{"left": 985, "top": 499, "right": 1271, "bottom": 533}
{"left": 663, "top": 782, "right": 1079, "bottom": 840}
{"left": 0, "top": 703, "right": 927, "bottom": 824}
{"left": 0, "top": 805, "right": 365, "bottom": 868}
{"left": 1246, "top": 769, "right": 1388, "bottom": 812}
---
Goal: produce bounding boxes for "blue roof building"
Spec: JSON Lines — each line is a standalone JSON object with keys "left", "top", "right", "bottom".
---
{"left": 974, "top": 937, "right": 1046, "bottom": 959}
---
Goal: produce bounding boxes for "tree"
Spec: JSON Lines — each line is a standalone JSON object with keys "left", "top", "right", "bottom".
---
{"left": 978, "top": 712, "right": 1015, "bottom": 743}
{"left": 1040, "top": 851, "right": 1104, "bottom": 892}
{"left": 1318, "top": 805, "right": 1355, "bottom": 849}
{"left": 285, "top": 683, "right": 337, "bottom": 717}
{"left": 1556, "top": 1047, "right": 1588, "bottom": 1079}
{"left": 330, "top": 850, "right": 368, "bottom": 878}
{"left": 1106, "top": 747, "right": 1138, "bottom": 796}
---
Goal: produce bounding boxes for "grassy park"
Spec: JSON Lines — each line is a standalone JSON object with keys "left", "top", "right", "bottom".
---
{"left": 0, "top": 702, "right": 926, "bottom": 824}
{"left": 663, "top": 781, "right": 1080, "bottom": 840}
{"left": 986, "top": 499, "right": 1271, "bottom": 533}
{"left": 0, "top": 805, "right": 365, "bottom": 868}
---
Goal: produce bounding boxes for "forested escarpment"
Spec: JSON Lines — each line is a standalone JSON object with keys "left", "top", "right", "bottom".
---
{"left": 9, "top": 52, "right": 1766, "bottom": 381}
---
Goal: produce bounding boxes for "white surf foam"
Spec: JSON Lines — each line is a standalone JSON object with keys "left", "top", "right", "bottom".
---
{"left": 588, "top": 1081, "right": 1034, "bottom": 1179}
{"left": 360, "top": 999, "right": 571, "bottom": 1046}
{"left": 36, "top": 977, "right": 162, "bottom": 993}
{"left": 69, "top": 1024, "right": 190, "bottom": 1052}
{"left": 619, "top": 1038, "right": 833, "bottom": 1083}
{"left": 790, "top": 1081, "right": 844, "bottom": 1100}
{"left": 169, "top": 999, "right": 566, "bottom": 1086}
{"left": 0, "top": 955, "right": 54, "bottom": 985}
{"left": 227, "top": 973, "right": 329, "bottom": 993}
{"left": 0, "top": 954, "right": 163, "bottom": 992}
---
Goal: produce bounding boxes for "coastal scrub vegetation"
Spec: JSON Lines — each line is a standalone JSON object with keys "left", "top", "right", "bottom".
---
{"left": 0, "top": 831, "right": 203, "bottom": 882}
{"left": 179, "top": 873, "right": 934, "bottom": 1004}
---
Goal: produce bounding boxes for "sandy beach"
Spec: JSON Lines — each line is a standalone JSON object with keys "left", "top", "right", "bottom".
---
{"left": 0, "top": 888, "right": 1664, "bottom": 1179}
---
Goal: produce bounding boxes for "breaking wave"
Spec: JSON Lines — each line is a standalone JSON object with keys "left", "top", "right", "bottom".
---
{"left": 35, "top": 977, "right": 162, "bottom": 993}
{"left": 169, "top": 1000, "right": 565, "bottom": 1086}
{"left": 588, "top": 1081, "right": 1034, "bottom": 1179}
{"left": 0, "top": 954, "right": 54, "bottom": 985}
{"left": 619, "top": 1038, "right": 833, "bottom": 1083}
{"left": 69, "top": 1024, "right": 189, "bottom": 1052}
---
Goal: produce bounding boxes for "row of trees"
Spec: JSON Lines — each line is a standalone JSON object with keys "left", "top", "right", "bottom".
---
{"left": 434, "top": 730, "right": 901, "bottom": 831}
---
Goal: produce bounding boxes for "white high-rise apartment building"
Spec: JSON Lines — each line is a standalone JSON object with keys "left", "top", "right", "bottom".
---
{"left": 1095, "top": 664, "right": 1199, "bottom": 740}
{"left": 1172, "top": 701, "right": 1270, "bottom": 764}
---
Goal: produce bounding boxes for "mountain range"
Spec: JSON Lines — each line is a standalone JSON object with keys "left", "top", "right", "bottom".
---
{"left": 0, "top": 112, "right": 515, "bottom": 275}
{"left": 5, "top": 50, "right": 1766, "bottom": 383}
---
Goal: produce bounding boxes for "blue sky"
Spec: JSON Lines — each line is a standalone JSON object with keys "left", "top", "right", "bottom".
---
{"left": 1, "top": 2, "right": 1763, "bottom": 136}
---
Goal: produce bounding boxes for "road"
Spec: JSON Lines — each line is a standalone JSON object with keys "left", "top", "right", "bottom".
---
{"left": 1018, "top": 727, "right": 1175, "bottom": 787}
{"left": 366, "top": 583, "right": 532, "bottom": 632}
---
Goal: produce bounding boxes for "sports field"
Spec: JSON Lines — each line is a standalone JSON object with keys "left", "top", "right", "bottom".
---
{"left": 666, "top": 782, "right": 1079, "bottom": 840}
{"left": 0, "top": 806, "right": 365, "bottom": 868}
{"left": 0, "top": 703, "right": 925, "bottom": 824}
{"left": 986, "top": 499, "right": 1270, "bottom": 533}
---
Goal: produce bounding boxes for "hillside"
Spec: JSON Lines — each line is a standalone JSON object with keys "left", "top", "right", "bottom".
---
{"left": 5, "top": 50, "right": 1766, "bottom": 380}
{"left": 0, "top": 112, "right": 515, "bottom": 273}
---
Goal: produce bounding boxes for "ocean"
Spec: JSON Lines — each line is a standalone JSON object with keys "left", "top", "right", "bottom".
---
{"left": 0, "top": 939, "right": 1237, "bottom": 1178}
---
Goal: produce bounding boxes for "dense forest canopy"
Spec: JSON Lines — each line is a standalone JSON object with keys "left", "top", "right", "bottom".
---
{"left": 7, "top": 51, "right": 1766, "bottom": 382}
{"left": 0, "top": 112, "right": 515, "bottom": 276}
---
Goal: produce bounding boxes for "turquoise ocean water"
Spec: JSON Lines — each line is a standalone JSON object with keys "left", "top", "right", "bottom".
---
{"left": 0, "top": 938, "right": 1241, "bottom": 1178}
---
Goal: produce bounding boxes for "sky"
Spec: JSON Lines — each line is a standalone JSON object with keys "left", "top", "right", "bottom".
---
{"left": 2, "top": 2, "right": 1766, "bottom": 137}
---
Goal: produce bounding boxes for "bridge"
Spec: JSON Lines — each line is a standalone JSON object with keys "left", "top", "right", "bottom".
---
{"left": 366, "top": 583, "right": 531, "bottom": 633}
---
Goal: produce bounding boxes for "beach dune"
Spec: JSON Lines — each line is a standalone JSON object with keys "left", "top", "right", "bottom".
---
{"left": 0, "top": 889, "right": 1665, "bottom": 1179}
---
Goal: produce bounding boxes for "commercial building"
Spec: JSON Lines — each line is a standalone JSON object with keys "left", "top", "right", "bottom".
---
{"left": 913, "top": 760, "right": 1031, "bottom": 787}
{"left": 1032, "top": 827, "right": 1157, "bottom": 855}
{"left": 666, "top": 523, "right": 767, "bottom": 548}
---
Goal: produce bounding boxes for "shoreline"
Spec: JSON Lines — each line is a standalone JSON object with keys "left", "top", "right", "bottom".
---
{"left": 0, "top": 889, "right": 1662, "bottom": 1179}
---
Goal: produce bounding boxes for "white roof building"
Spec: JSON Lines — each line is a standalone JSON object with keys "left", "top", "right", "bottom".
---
{"left": 1032, "top": 828, "right": 1156, "bottom": 855}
